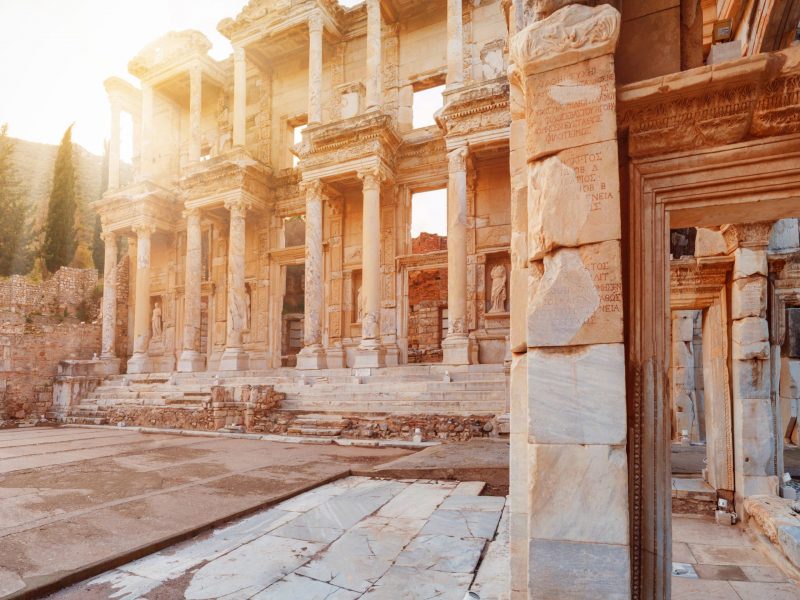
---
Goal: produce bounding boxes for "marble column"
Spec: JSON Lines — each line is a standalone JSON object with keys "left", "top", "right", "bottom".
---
{"left": 127, "top": 225, "right": 154, "bottom": 374}
{"left": 141, "top": 83, "right": 154, "bottom": 178}
{"left": 178, "top": 210, "right": 205, "bottom": 372}
{"left": 220, "top": 199, "right": 249, "bottom": 370}
{"left": 233, "top": 46, "right": 247, "bottom": 147}
{"left": 108, "top": 101, "right": 121, "bottom": 190}
{"left": 365, "top": 0, "right": 382, "bottom": 110}
{"left": 308, "top": 11, "right": 324, "bottom": 125}
{"left": 189, "top": 64, "right": 202, "bottom": 162}
{"left": 726, "top": 222, "right": 778, "bottom": 508}
{"left": 100, "top": 231, "right": 118, "bottom": 359}
{"left": 510, "top": 5, "right": 629, "bottom": 597}
{"left": 297, "top": 180, "right": 326, "bottom": 369}
{"left": 354, "top": 169, "right": 384, "bottom": 368}
{"left": 446, "top": 0, "right": 463, "bottom": 89}
{"left": 442, "top": 146, "right": 472, "bottom": 365}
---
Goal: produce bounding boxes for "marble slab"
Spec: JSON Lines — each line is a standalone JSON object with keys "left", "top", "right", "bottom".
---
{"left": 421, "top": 508, "right": 503, "bottom": 540}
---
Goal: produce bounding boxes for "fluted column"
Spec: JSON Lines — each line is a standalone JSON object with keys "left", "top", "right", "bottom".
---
{"left": 297, "top": 180, "right": 326, "bottom": 369}
{"left": 178, "top": 210, "right": 205, "bottom": 372}
{"left": 127, "top": 225, "right": 154, "bottom": 373}
{"left": 100, "top": 232, "right": 118, "bottom": 358}
{"left": 189, "top": 64, "right": 202, "bottom": 162}
{"left": 141, "top": 83, "right": 154, "bottom": 178}
{"left": 308, "top": 12, "right": 324, "bottom": 125}
{"left": 108, "top": 101, "right": 121, "bottom": 189}
{"left": 446, "top": 0, "right": 464, "bottom": 89}
{"left": 220, "top": 199, "right": 249, "bottom": 370}
{"left": 365, "top": 0, "right": 382, "bottom": 111}
{"left": 233, "top": 46, "right": 247, "bottom": 147}
{"left": 354, "top": 169, "right": 385, "bottom": 368}
{"left": 442, "top": 146, "right": 471, "bottom": 365}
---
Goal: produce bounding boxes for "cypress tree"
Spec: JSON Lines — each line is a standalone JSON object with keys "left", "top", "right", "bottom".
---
{"left": 0, "top": 124, "right": 32, "bottom": 276}
{"left": 43, "top": 125, "right": 78, "bottom": 273}
{"left": 92, "top": 140, "right": 109, "bottom": 273}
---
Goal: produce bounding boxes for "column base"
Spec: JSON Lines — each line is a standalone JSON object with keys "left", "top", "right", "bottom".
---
{"left": 297, "top": 345, "right": 327, "bottom": 370}
{"left": 383, "top": 344, "right": 400, "bottom": 367}
{"left": 126, "top": 353, "right": 152, "bottom": 374}
{"left": 98, "top": 357, "right": 122, "bottom": 376}
{"left": 353, "top": 343, "right": 385, "bottom": 369}
{"left": 177, "top": 350, "right": 206, "bottom": 373}
{"left": 442, "top": 335, "right": 474, "bottom": 366}
{"left": 219, "top": 348, "right": 249, "bottom": 371}
{"left": 326, "top": 347, "right": 346, "bottom": 369}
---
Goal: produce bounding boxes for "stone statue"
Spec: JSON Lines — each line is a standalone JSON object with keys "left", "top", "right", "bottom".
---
{"left": 489, "top": 265, "right": 507, "bottom": 314}
{"left": 151, "top": 302, "right": 163, "bottom": 339}
{"left": 356, "top": 286, "right": 364, "bottom": 323}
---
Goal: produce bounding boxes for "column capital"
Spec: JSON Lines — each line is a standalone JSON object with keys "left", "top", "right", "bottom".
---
{"left": 357, "top": 168, "right": 386, "bottom": 191}
{"left": 224, "top": 197, "right": 249, "bottom": 213}
{"left": 300, "top": 179, "right": 325, "bottom": 199}
{"left": 233, "top": 45, "right": 246, "bottom": 61}
{"left": 448, "top": 146, "right": 469, "bottom": 172}
{"left": 100, "top": 231, "right": 117, "bottom": 244}
{"left": 308, "top": 10, "right": 324, "bottom": 33}
{"left": 132, "top": 224, "right": 156, "bottom": 238}
{"left": 182, "top": 207, "right": 202, "bottom": 221}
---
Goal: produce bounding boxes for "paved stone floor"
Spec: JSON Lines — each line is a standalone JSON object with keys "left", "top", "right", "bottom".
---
{"left": 47, "top": 476, "right": 505, "bottom": 600}
{"left": 672, "top": 514, "right": 800, "bottom": 599}
{"left": 0, "top": 427, "right": 412, "bottom": 599}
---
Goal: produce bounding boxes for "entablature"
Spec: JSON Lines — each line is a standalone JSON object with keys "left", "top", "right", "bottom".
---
{"left": 439, "top": 77, "right": 511, "bottom": 149}
{"left": 181, "top": 148, "right": 272, "bottom": 212}
{"left": 670, "top": 256, "right": 734, "bottom": 310}
{"left": 94, "top": 180, "right": 180, "bottom": 236}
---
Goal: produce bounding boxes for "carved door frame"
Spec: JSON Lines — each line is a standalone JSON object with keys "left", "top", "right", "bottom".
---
{"left": 627, "top": 133, "right": 800, "bottom": 599}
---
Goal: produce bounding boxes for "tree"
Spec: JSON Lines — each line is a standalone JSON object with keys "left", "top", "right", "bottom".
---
{"left": 42, "top": 125, "right": 78, "bottom": 273}
{"left": 0, "top": 124, "right": 32, "bottom": 276}
{"left": 92, "top": 140, "right": 109, "bottom": 273}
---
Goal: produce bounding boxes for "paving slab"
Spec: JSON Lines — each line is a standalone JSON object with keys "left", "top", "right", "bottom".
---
{"left": 0, "top": 427, "right": 412, "bottom": 599}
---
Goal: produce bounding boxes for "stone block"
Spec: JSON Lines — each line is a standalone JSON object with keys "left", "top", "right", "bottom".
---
{"left": 528, "top": 538, "right": 630, "bottom": 599}
{"left": 778, "top": 525, "right": 800, "bottom": 570}
{"left": 734, "top": 397, "right": 775, "bottom": 476}
{"left": 787, "top": 308, "right": 800, "bottom": 358}
{"left": 672, "top": 311, "right": 695, "bottom": 342}
{"left": 527, "top": 241, "right": 623, "bottom": 347}
{"left": 732, "top": 318, "right": 770, "bottom": 360}
{"left": 528, "top": 444, "right": 628, "bottom": 544}
{"left": 732, "top": 276, "right": 767, "bottom": 320}
{"left": 707, "top": 40, "right": 744, "bottom": 65}
{"left": 732, "top": 358, "right": 771, "bottom": 399}
{"left": 770, "top": 219, "right": 800, "bottom": 252}
{"left": 695, "top": 227, "right": 727, "bottom": 257}
{"left": 509, "top": 354, "right": 528, "bottom": 436}
{"left": 527, "top": 344, "right": 626, "bottom": 445}
{"left": 781, "top": 357, "right": 800, "bottom": 399}
{"left": 525, "top": 54, "right": 618, "bottom": 160}
{"left": 734, "top": 248, "right": 768, "bottom": 280}
{"left": 509, "top": 268, "right": 529, "bottom": 353}
{"left": 528, "top": 141, "right": 620, "bottom": 260}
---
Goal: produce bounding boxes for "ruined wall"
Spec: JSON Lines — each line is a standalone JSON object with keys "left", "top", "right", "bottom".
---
{"left": 407, "top": 268, "right": 448, "bottom": 363}
{"left": 0, "top": 267, "right": 98, "bottom": 319}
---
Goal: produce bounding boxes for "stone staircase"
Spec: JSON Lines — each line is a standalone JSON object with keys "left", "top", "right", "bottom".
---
{"left": 64, "top": 364, "right": 509, "bottom": 435}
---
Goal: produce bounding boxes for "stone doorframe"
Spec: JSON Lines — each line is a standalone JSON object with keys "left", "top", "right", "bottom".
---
{"left": 267, "top": 246, "right": 306, "bottom": 369}
{"left": 627, "top": 133, "right": 800, "bottom": 599}
{"left": 671, "top": 257, "right": 735, "bottom": 492}
{"left": 397, "top": 250, "right": 448, "bottom": 365}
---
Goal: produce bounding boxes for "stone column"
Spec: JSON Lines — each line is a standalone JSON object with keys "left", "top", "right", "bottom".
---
{"left": 509, "top": 5, "right": 629, "bottom": 597}
{"left": 220, "top": 199, "right": 249, "bottom": 371}
{"left": 365, "top": 0, "right": 382, "bottom": 111}
{"left": 725, "top": 222, "right": 777, "bottom": 507}
{"left": 671, "top": 311, "right": 699, "bottom": 443}
{"left": 100, "top": 231, "right": 118, "bottom": 359}
{"left": 308, "top": 12, "right": 324, "bottom": 125}
{"left": 141, "top": 83, "right": 154, "bottom": 178}
{"left": 108, "top": 101, "right": 121, "bottom": 189}
{"left": 178, "top": 209, "right": 205, "bottom": 372}
{"left": 189, "top": 64, "right": 202, "bottom": 162}
{"left": 354, "top": 169, "right": 385, "bottom": 368}
{"left": 297, "top": 180, "right": 326, "bottom": 369}
{"left": 442, "top": 146, "right": 472, "bottom": 365}
{"left": 446, "top": 0, "right": 463, "bottom": 89}
{"left": 127, "top": 225, "right": 155, "bottom": 374}
{"left": 233, "top": 46, "right": 247, "bottom": 147}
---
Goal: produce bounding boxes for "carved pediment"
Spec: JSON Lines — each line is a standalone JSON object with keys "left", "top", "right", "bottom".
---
{"left": 129, "top": 31, "right": 212, "bottom": 79}
{"left": 218, "top": 0, "right": 345, "bottom": 39}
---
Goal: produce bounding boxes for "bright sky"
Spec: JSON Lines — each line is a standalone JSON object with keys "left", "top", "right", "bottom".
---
{"left": 411, "top": 189, "right": 448, "bottom": 237}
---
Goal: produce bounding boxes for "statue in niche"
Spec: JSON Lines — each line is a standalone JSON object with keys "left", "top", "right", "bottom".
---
{"left": 356, "top": 286, "right": 364, "bottom": 323}
{"left": 488, "top": 265, "right": 508, "bottom": 314}
{"left": 151, "top": 302, "right": 163, "bottom": 339}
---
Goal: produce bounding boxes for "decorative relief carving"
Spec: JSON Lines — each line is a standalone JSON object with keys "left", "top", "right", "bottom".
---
{"left": 448, "top": 146, "right": 469, "bottom": 173}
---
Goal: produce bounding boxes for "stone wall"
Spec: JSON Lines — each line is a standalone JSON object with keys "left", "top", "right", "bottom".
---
{"left": 0, "top": 267, "right": 99, "bottom": 320}
{"left": 407, "top": 268, "right": 448, "bottom": 363}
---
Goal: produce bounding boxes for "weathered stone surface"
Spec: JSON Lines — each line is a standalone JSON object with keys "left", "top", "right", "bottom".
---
{"left": 672, "top": 311, "right": 695, "bottom": 342}
{"left": 528, "top": 444, "right": 628, "bottom": 544}
{"left": 528, "top": 141, "right": 621, "bottom": 260}
{"left": 527, "top": 241, "right": 623, "bottom": 347}
{"left": 733, "top": 248, "right": 768, "bottom": 279}
{"left": 732, "top": 317, "right": 770, "bottom": 360}
{"left": 735, "top": 397, "right": 775, "bottom": 476}
{"left": 695, "top": 227, "right": 727, "bottom": 257}
{"left": 731, "top": 358, "right": 771, "bottom": 399}
{"left": 732, "top": 276, "right": 768, "bottom": 320}
{"left": 770, "top": 218, "right": 800, "bottom": 252}
{"left": 527, "top": 344, "right": 626, "bottom": 445}
{"left": 780, "top": 357, "right": 800, "bottom": 399}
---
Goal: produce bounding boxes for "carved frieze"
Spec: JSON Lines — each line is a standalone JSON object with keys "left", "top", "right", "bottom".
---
{"left": 181, "top": 148, "right": 271, "bottom": 210}
{"left": 438, "top": 79, "right": 511, "bottom": 139}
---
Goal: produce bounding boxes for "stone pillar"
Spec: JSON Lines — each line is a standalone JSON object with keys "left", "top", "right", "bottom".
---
{"left": 442, "top": 146, "right": 472, "bottom": 365}
{"left": 308, "top": 12, "right": 324, "bottom": 125}
{"left": 297, "top": 180, "right": 326, "bottom": 369}
{"left": 178, "top": 209, "right": 205, "bottom": 372}
{"left": 365, "top": 0, "right": 382, "bottom": 110}
{"left": 354, "top": 169, "right": 385, "bottom": 368}
{"left": 671, "top": 310, "right": 699, "bottom": 443}
{"left": 127, "top": 225, "right": 155, "bottom": 374}
{"left": 509, "top": 5, "right": 629, "bottom": 597}
{"left": 101, "top": 232, "right": 118, "bottom": 358}
{"left": 108, "top": 101, "right": 121, "bottom": 190}
{"left": 141, "top": 83, "right": 154, "bottom": 178}
{"left": 446, "top": 0, "right": 463, "bottom": 89}
{"left": 725, "top": 222, "right": 777, "bottom": 507}
{"left": 233, "top": 46, "right": 247, "bottom": 147}
{"left": 189, "top": 64, "right": 202, "bottom": 162}
{"left": 220, "top": 199, "right": 249, "bottom": 371}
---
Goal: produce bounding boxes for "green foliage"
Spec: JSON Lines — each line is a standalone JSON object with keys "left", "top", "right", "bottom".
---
{"left": 75, "top": 300, "right": 90, "bottom": 323}
{"left": 0, "top": 124, "right": 33, "bottom": 276}
{"left": 92, "top": 214, "right": 104, "bottom": 273}
{"left": 71, "top": 243, "right": 93, "bottom": 269}
{"left": 42, "top": 125, "right": 78, "bottom": 273}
